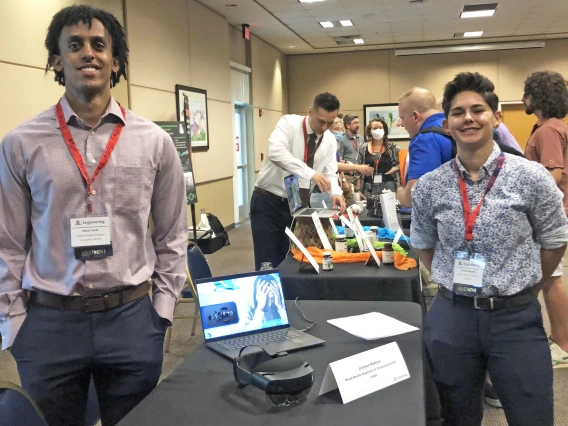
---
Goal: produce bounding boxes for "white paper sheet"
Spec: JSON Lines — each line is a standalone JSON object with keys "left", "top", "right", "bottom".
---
{"left": 327, "top": 312, "right": 419, "bottom": 340}
{"left": 380, "top": 192, "right": 400, "bottom": 231}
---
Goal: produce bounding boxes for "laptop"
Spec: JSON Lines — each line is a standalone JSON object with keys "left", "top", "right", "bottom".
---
{"left": 195, "top": 270, "right": 325, "bottom": 359}
{"left": 284, "top": 174, "right": 339, "bottom": 218}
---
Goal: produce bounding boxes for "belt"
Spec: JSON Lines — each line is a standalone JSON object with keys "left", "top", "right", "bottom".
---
{"left": 254, "top": 187, "right": 286, "bottom": 202}
{"left": 29, "top": 281, "right": 151, "bottom": 312}
{"left": 438, "top": 285, "right": 536, "bottom": 310}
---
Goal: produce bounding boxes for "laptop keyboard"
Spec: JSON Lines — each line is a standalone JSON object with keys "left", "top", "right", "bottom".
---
{"left": 217, "top": 329, "right": 301, "bottom": 351}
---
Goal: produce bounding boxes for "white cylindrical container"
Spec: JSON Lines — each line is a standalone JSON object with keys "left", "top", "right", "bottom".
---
{"left": 322, "top": 251, "right": 333, "bottom": 271}
{"left": 335, "top": 234, "right": 347, "bottom": 253}
{"left": 364, "top": 231, "right": 376, "bottom": 251}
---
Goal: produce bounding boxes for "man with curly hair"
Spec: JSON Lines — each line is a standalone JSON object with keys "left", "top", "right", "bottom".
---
{"left": 523, "top": 70, "right": 568, "bottom": 368}
{"left": 0, "top": 5, "right": 188, "bottom": 425}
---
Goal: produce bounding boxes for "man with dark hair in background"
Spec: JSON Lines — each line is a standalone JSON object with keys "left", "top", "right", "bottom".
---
{"left": 337, "top": 114, "right": 365, "bottom": 206}
{"left": 0, "top": 5, "right": 188, "bottom": 425}
{"left": 523, "top": 70, "right": 568, "bottom": 368}
{"left": 251, "top": 92, "right": 346, "bottom": 270}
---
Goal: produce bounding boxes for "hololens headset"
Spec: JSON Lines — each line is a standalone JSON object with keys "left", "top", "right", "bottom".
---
{"left": 232, "top": 346, "right": 314, "bottom": 406}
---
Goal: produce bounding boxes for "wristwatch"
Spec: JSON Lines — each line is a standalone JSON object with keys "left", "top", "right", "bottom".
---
{"left": 161, "top": 318, "right": 172, "bottom": 329}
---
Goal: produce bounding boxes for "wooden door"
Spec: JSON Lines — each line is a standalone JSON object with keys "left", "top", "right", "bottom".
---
{"left": 501, "top": 103, "right": 568, "bottom": 151}
{"left": 501, "top": 104, "right": 536, "bottom": 151}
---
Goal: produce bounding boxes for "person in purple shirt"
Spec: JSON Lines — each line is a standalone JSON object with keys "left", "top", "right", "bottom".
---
{"left": 495, "top": 114, "right": 523, "bottom": 153}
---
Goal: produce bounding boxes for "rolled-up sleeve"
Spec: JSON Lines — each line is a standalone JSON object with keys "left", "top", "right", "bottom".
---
{"left": 410, "top": 178, "right": 438, "bottom": 249}
{"left": 528, "top": 165, "right": 568, "bottom": 249}
{"left": 0, "top": 133, "right": 32, "bottom": 350}
{"left": 149, "top": 131, "right": 189, "bottom": 322}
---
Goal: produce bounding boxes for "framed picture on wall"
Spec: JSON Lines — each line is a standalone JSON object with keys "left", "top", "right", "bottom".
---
{"left": 363, "top": 103, "right": 409, "bottom": 141}
{"left": 175, "top": 85, "right": 210, "bottom": 151}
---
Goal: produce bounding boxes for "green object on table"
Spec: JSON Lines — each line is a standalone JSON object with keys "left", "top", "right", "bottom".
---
{"left": 345, "top": 238, "right": 407, "bottom": 256}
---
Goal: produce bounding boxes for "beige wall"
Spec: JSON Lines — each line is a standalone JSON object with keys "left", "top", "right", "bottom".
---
{"left": 0, "top": 0, "right": 286, "bottom": 226}
{"left": 125, "top": 0, "right": 235, "bottom": 226}
{"left": 251, "top": 36, "right": 288, "bottom": 172}
{"left": 0, "top": 0, "right": 127, "bottom": 137}
{"left": 288, "top": 39, "right": 568, "bottom": 150}
{"left": 229, "top": 25, "right": 247, "bottom": 67}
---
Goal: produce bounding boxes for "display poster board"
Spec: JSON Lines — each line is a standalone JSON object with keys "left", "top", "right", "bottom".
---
{"left": 155, "top": 121, "right": 198, "bottom": 204}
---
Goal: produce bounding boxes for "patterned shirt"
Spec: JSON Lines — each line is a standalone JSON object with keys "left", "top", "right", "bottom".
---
{"left": 411, "top": 142, "right": 568, "bottom": 296}
{"left": 0, "top": 96, "right": 188, "bottom": 349}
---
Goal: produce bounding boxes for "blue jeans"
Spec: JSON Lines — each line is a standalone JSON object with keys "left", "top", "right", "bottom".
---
{"left": 11, "top": 295, "right": 165, "bottom": 426}
{"left": 424, "top": 293, "right": 553, "bottom": 426}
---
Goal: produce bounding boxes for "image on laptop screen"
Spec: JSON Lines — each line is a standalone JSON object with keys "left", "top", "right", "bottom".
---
{"left": 197, "top": 272, "right": 290, "bottom": 340}
{"left": 284, "top": 174, "right": 303, "bottom": 215}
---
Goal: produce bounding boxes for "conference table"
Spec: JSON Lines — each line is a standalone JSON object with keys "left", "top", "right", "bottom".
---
{"left": 118, "top": 300, "right": 426, "bottom": 426}
{"left": 278, "top": 248, "right": 423, "bottom": 307}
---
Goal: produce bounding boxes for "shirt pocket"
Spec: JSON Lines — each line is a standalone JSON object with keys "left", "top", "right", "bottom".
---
{"left": 114, "top": 166, "right": 155, "bottom": 214}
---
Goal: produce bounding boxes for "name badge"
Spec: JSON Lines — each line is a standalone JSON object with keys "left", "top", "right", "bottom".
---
{"left": 373, "top": 174, "right": 383, "bottom": 184}
{"left": 452, "top": 251, "right": 486, "bottom": 296}
{"left": 70, "top": 216, "right": 113, "bottom": 260}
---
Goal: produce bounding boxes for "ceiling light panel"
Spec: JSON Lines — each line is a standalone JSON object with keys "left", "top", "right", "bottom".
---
{"left": 320, "top": 21, "right": 334, "bottom": 28}
{"left": 460, "top": 3, "right": 498, "bottom": 18}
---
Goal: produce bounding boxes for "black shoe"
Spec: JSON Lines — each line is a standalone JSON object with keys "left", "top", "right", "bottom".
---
{"left": 483, "top": 382, "right": 502, "bottom": 408}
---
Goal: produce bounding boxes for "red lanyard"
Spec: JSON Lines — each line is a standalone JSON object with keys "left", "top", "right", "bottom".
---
{"left": 370, "top": 143, "right": 384, "bottom": 172}
{"left": 302, "top": 117, "right": 323, "bottom": 164}
{"left": 56, "top": 101, "right": 126, "bottom": 213}
{"left": 349, "top": 136, "right": 358, "bottom": 152}
{"left": 456, "top": 153, "right": 505, "bottom": 241}
{"left": 369, "top": 142, "right": 385, "bottom": 155}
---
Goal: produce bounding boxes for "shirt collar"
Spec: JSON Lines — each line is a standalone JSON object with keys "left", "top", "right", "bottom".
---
{"left": 304, "top": 116, "right": 315, "bottom": 135}
{"left": 345, "top": 131, "right": 359, "bottom": 140}
{"left": 454, "top": 141, "right": 501, "bottom": 180}
{"left": 56, "top": 95, "right": 126, "bottom": 129}
{"left": 420, "top": 112, "right": 445, "bottom": 130}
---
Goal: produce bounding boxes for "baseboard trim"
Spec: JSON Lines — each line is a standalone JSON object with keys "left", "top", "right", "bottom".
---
{"left": 224, "top": 223, "right": 235, "bottom": 232}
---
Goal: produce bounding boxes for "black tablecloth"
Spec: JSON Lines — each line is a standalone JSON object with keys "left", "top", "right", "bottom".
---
{"left": 118, "top": 301, "right": 426, "bottom": 426}
{"left": 278, "top": 249, "right": 422, "bottom": 306}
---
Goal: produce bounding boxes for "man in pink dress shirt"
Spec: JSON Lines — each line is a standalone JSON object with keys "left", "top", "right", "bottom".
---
{"left": 0, "top": 5, "right": 188, "bottom": 425}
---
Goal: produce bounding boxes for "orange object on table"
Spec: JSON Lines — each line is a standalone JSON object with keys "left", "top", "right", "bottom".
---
{"left": 291, "top": 247, "right": 417, "bottom": 270}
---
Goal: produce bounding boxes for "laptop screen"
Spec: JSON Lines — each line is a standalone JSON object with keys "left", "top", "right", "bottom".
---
{"left": 284, "top": 174, "right": 303, "bottom": 214}
{"left": 196, "top": 271, "right": 290, "bottom": 341}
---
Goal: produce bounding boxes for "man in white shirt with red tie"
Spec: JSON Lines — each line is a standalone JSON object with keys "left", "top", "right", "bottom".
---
{"left": 251, "top": 92, "right": 346, "bottom": 270}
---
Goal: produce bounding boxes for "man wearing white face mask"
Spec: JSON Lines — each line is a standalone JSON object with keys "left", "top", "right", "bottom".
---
{"left": 354, "top": 117, "right": 401, "bottom": 197}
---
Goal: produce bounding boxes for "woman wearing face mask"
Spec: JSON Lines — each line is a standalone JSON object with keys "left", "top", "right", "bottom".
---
{"left": 354, "top": 118, "right": 401, "bottom": 197}
{"left": 331, "top": 117, "right": 345, "bottom": 139}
